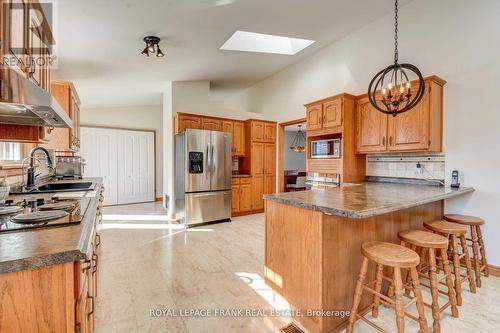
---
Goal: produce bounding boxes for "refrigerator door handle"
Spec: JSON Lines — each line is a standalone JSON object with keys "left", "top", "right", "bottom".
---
{"left": 206, "top": 144, "right": 210, "bottom": 180}
{"left": 210, "top": 144, "right": 215, "bottom": 174}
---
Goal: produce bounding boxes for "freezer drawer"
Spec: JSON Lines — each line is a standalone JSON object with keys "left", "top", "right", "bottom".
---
{"left": 185, "top": 191, "right": 231, "bottom": 226}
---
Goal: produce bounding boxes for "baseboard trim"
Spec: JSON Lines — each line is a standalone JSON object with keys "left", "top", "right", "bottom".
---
{"left": 232, "top": 209, "right": 264, "bottom": 217}
{"left": 488, "top": 264, "right": 500, "bottom": 277}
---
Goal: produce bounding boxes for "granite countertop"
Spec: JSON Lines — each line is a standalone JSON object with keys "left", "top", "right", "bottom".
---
{"left": 264, "top": 182, "right": 474, "bottom": 219}
{"left": 0, "top": 177, "right": 102, "bottom": 274}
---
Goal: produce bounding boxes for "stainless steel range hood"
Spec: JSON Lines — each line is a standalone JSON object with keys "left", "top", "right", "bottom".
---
{"left": 0, "top": 68, "right": 72, "bottom": 128}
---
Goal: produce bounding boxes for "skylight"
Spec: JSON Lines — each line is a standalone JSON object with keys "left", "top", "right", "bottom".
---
{"left": 220, "top": 30, "right": 315, "bottom": 55}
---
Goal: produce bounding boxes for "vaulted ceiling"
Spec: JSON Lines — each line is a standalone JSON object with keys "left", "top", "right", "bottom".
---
{"left": 52, "top": 0, "right": 410, "bottom": 108}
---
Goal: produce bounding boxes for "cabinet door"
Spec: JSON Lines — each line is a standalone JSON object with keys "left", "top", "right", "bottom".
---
{"left": 263, "top": 175, "right": 275, "bottom": 195}
{"left": 264, "top": 123, "right": 276, "bottom": 142}
{"left": 178, "top": 115, "right": 201, "bottom": 132}
{"left": 70, "top": 95, "right": 81, "bottom": 152}
{"left": 388, "top": 83, "right": 430, "bottom": 151}
{"left": 239, "top": 183, "right": 252, "bottom": 212}
{"left": 323, "top": 99, "right": 342, "bottom": 128}
{"left": 251, "top": 175, "right": 264, "bottom": 210}
{"left": 202, "top": 118, "right": 222, "bottom": 131}
{"left": 222, "top": 120, "right": 233, "bottom": 134}
{"left": 355, "top": 97, "right": 388, "bottom": 153}
{"left": 27, "top": 8, "right": 43, "bottom": 86}
{"left": 306, "top": 104, "right": 323, "bottom": 130}
{"left": 251, "top": 142, "right": 264, "bottom": 175}
{"left": 231, "top": 185, "right": 240, "bottom": 213}
{"left": 233, "top": 121, "right": 245, "bottom": 156}
{"left": 263, "top": 143, "right": 275, "bottom": 175}
{"left": 251, "top": 121, "right": 264, "bottom": 141}
{"left": 4, "top": 1, "right": 28, "bottom": 73}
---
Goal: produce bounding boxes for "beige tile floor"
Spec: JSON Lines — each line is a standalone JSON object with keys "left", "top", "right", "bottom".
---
{"left": 95, "top": 202, "right": 500, "bottom": 333}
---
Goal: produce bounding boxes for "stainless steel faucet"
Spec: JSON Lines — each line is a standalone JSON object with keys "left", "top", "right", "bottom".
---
{"left": 23, "top": 147, "right": 53, "bottom": 189}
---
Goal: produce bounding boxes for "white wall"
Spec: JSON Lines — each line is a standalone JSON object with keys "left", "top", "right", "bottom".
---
{"left": 226, "top": 0, "right": 500, "bottom": 265}
{"left": 284, "top": 131, "right": 306, "bottom": 171}
{"left": 80, "top": 105, "right": 163, "bottom": 197}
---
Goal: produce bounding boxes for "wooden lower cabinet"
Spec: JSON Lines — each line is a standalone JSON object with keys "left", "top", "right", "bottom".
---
{"left": 263, "top": 175, "right": 275, "bottom": 195}
{"left": 231, "top": 178, "right": 252, "bottom": 215}
{"left": 239, "top": 182, "right": 252, "bottom": 211}
{"left": 251, "top": 175, "right": 264, "bottom": 210}
{"left": 231, "top": 184, "right": 240, "bottom": 213}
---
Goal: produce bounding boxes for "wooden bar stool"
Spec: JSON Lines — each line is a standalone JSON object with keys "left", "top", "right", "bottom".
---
{"left": 423, "top": 221, "right": 476, "bottom": 306}
{"left": 444, "top": 214, "right": 489, "bottom": 287}
{"left": 398, "top": 230, "right": 458, "bottom": 333}
{"left": 347, "top": 241, "right": 428, "bottom": 333}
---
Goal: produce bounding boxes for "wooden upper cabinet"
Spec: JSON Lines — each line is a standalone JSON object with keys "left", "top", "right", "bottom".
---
{"left": 222, "top": 120, "right": 233, "bottom": 134}
{"left": 177, "top": 114, "right": 201, "bottom": 133}
{"left": 355, "top": 97, "right": 388, "bottom": 153}
{"left": 233, "top": 121, "right": 245, "bottom": 156}
{"left": 264, "top": 123, "right": 276, "bottom": 142}
{"left": 251, "top": 121, "right": 264, "bottom": 141}
{"left": 306, "top": 104, "right": 323, "bottom": 131}
{"left": 306, "top": 97, "right": 343, "bottom": 134}
{"left": 46, "top": 81, "right": 81, "bottom": 152}
{"left": 355, "top": 76, "right": 445, "bottom": 154}
{"left": 3, "top": 0, "right": 28, "bottom": 73}
{"left": 323, "top": 98, "right": 342, "bottom": 128}
{"left": 249, "top": 121, "right": 275, "bottom": 142}
{"left": 202, "top": 118, "right": 222, "bottom": 131}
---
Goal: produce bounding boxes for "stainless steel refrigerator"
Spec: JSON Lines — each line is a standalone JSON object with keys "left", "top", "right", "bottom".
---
{"left": 175, "top": 129, "right": 232, "bottom": 226}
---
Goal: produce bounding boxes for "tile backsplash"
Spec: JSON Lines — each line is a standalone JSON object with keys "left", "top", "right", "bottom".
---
{"left": 366, "top": 154, "right": 445, "bottom": 181}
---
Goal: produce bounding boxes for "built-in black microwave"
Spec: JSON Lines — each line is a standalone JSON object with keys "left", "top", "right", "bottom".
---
{"left": 310, "top": 139, "right": 341, "bottom": 159}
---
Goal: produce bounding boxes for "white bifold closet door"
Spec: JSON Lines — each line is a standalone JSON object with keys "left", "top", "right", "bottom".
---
{"left": 81, "top": 127, "right": 155, "bottom": 206}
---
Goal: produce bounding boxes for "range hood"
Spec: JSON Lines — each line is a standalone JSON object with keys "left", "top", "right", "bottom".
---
{"left": 0, "top": 68, "right": 72, "bottom": 128}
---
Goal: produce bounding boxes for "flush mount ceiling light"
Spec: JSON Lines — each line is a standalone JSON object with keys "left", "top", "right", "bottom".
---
{"left": 220, "top": 30, "right": 315, "bottom": 55}
{"left": 141, "top": 36, "right": 165, "bottom": 57}
{"left": 289, "top": 125, "right": 306, "bottom": 153}
{"left": 368, "top": 0, "right": 424, "bottom": 117}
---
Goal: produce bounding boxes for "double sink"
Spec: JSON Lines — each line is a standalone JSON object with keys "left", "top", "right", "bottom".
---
{"left": 10, "top": 181, "right": 96, "bottom": 194}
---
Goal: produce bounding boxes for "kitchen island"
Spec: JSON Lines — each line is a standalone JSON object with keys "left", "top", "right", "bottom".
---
{"left": 263, "top": 182, "right": 473, "bottom": 333}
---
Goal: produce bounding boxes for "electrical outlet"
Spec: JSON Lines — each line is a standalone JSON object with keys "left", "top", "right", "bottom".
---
{"left": 415, "top": 162, "right": 423, "bottom": 175}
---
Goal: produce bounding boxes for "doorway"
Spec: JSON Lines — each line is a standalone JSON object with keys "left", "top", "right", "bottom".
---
{"left": 278, "top": 118, "right": 307, "bottom": 193}
{"left": 81, "top": 126, "right": 155, "bottom": 205}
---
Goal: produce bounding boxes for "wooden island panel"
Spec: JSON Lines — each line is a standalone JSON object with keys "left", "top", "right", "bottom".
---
{"left": 264, "top": 199, "right": 443, "bottom": 333}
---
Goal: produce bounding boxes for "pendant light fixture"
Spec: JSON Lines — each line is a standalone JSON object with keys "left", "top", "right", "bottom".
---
{"left": 289, "top": 124, "right": 306, "bottom": 153}
{"left": 141, "top": 36, "right": 165, "bottom": 57}
{"left": 368, "top": 0, "right": 424, "bottom": 116}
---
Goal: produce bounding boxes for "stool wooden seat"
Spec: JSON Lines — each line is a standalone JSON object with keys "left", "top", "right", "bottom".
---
{"left": 347, "top": 242, "right": 428, "bottom": 333}
{"left": 362, "top": 241, "right": 420, "bottom": 268}
{"left": 398, "top": 230, "right": 448, "bottom": 249}
{"left": 444, "top": 214, "right": 489, "bottom": 287}
{"left": 423, "top": 220, "right": 476, "bottom": 306}
{"left": 398, "top": 230, "right": 458, "bottom": 333}
{"left": 424, "top": 220, "right": 467, "bottom": 234}
{"left": 444, "top": 214, "right": 484, "bottom": 226}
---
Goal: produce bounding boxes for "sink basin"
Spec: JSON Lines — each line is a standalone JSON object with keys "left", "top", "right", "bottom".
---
{"left": 34, "top": 182, "right": 94, "bottom": 192}
{"left": 9, "top": 181, "right": 95, "bottom": 194}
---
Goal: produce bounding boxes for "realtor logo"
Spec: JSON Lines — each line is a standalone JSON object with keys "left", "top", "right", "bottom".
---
{"left": 2, "top": 0, "right": 58, "bottom": 69}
